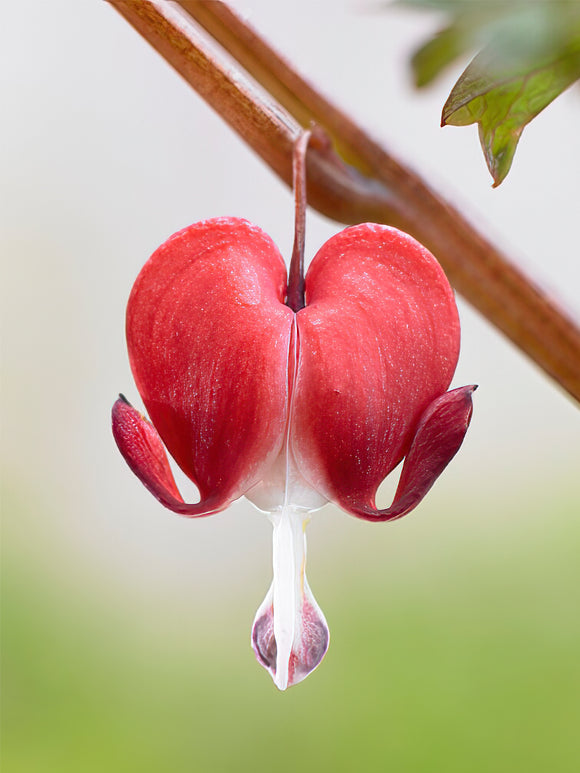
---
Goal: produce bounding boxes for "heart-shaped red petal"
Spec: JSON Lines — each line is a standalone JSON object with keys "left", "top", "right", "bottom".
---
{"left": 292, "top": 223, "right": 461, "bottom": 514}
{"left": 124, "top": 217, "right": 294, "bottom": 512}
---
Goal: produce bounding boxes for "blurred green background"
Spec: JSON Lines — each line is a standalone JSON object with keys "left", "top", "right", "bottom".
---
{"left": 2, "top": 2, "right": 579, "bottom": 771}
{"left": 4, "top": 482, "right": 580, "bottom": 772}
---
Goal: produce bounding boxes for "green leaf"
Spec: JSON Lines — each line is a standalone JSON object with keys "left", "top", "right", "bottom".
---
{"left": 395, "top": 0, "right": 580, "bottom": 184}
{"left": 408, "top": 3, "right": 502, "bottom": 87}
{"left": 442, "top": 41, "right": 580, "bottom": 186}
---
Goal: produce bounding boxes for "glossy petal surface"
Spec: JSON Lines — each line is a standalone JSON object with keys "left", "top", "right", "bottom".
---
{"left": 293, "top": 224, "right": 461, "bottom": 515}
{"left": 125, "top": 218, "right": 294, "bottom": 513}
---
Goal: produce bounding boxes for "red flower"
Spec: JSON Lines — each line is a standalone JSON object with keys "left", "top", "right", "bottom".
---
{"left": 112, "top": 216, "right": 474, "bottom": 689}
{"left": 112, "top": 130, "right": 474, "bottom": 690}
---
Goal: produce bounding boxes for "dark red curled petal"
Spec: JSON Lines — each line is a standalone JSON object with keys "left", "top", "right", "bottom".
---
{"left": 125, "top": 218, "right": 294, "bottom": 509}
{"left": 112, "top": 396, "right": 223, "bottom": 515}
{"left": 353, "top": 385, "right": 476, "bottom": 521}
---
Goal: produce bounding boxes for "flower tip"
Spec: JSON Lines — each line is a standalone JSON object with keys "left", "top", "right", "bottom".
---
{"left": 273, "top": 671, "right": 289, "bottom": 692}
{"left": 251, "top": 584, "right": 329, "bottom": 690}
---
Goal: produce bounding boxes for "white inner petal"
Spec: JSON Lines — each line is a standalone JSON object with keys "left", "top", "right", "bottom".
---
{"left": 251, "top": 504, "right": 329, "bottom": 690}
{"left": 271, "top": 507, "right": 305, "bottom": 689}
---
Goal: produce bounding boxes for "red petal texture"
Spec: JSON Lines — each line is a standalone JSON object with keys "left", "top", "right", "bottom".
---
{"left": 292, "top": 223, "right": 461, "bottom": 516}
{"left": 122, "top": 218, "right": 294, "bottom": 514}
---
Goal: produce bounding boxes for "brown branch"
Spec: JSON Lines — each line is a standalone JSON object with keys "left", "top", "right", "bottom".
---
{"left": 108, "top": 0, "right": 580, "bottom": 404}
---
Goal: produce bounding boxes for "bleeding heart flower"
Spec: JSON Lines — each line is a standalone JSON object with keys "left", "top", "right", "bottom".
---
{"left": 112, "top": 133, "right": 475, "bottom": 690}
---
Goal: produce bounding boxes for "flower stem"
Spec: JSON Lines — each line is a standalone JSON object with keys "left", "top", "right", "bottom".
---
{"left": 286, "top": 130, "right": 310, "bottom": 313}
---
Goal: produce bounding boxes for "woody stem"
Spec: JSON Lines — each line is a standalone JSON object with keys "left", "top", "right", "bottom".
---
{"left": 108, "top": 0, "right": 580, "bottom": 403}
